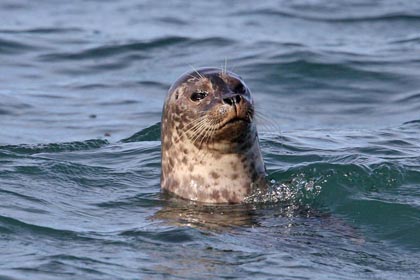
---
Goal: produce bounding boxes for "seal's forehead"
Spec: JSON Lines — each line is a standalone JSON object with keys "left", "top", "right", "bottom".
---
{"left": 168, "top": 67, "right": 243, "bottom": 93}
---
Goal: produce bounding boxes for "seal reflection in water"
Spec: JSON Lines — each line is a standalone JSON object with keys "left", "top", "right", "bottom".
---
{"left": 161, "top": 67, "right": 266, "bottom": 203}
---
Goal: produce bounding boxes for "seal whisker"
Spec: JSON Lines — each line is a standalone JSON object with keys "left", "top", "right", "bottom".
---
{"left": 174, "top": 117, "right": 207, "bottom": 142}
{"left": 219, "top": 58, "right": 228, "bottom": 75}
{"left": 190, "top": 126, "right": 207, "bottom": 144}
{"left": 173, "top": 116, "right": 212, "bottom": 146}
{"left": 192, "top": 120, "right": 216, "bottom": 160}
{"left": 247, "top": 108, "right": 254, "bottom": 122}
{"left": 185, "top": 124, "right": 207, "bottom": 144}
{"left": 182, "top": 115, "right": 208, "bottom": 133}
{"left": 255, "top": 111, "right": 281, "bottom": 134}
{"left": 189, "top": 64, "right": 204, "bottom": 79}
{"left": 198, "top": 125, "right": 211, "bottom": 148}
{"left": 184, "top": 116, "right": 207, "bottom": 132}
{"left": 187, "top": 74, "right": 200, "bottom": 81}
{"left": 204, "top": 123, "right": 216, "bottom": 144}
{"left": 229, "top": 61, "right": 238, "bottom": 74}
{"left": 189, "top": 121, "right": 209, "bottom": 144}
{"left": 196, "top": 125, "right": 215, "bottom": 162}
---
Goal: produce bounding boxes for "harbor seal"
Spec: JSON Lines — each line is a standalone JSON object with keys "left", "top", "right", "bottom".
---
{"left": 161, "top": 67, "right": 266, "bottom": 204}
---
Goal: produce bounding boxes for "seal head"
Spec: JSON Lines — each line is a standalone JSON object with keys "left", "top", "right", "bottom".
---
{"left": 161, "top": 67, "right": 266, "bottom": 203}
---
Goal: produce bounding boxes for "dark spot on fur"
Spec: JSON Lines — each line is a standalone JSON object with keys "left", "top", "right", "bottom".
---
{"left": 182, "top": 156, "right": 188, "bottom": 164}
{"left": 188, "top": 165, "right": 194, "bottom": 172}
{"left": 163, "top": 140, "right": 170, "bottom": 151}
{"left": 211, "top": 190, "right": 220, "bottom": 200}
{"left": 210, "top": 171, "right": 220, "bottom": 179}
{"left": 221, "top": 189, "right": 229, "bottom": 201}
{"left": 250, "top": 162, "right": 255, "bottom": 171}
{"left": 231, "top": 192, "right": 239, "bottom": 203}
{"left": 251, "top": 171, "right": 258, "bottom": 182}
{"left": 168, "top": 157, "right": 174, "bottom": 168}
{"left": 230, "top": 161, "right": 238, "bottom": 172}
{"left": 213, "top": 153, "right": 222, "bottom": 160}
{"left": 231, "top": 173, "right": 239, "bottom": 180}
{"left": 173, "top": 178, "right": 179, "bottom": 187}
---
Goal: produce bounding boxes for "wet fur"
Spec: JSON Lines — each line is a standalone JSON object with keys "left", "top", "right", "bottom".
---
{"left": 161, "top": 68, "right": 266, "bottom": 203}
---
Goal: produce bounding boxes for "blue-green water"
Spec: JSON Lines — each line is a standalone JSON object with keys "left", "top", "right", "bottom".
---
{"left": 1, "top": 1, "right": 420, "bottom": 279}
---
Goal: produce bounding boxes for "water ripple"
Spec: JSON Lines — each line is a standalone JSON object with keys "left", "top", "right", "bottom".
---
{"left": 38, "top": 36, "right": 234, "bottom": 62}
{"left": 0, "top": 139, "right": 109, "bottom": 155}
{"left": 1, "top": 0, "right": 420, "bottom": 279}
{"left": 0, "top": 38, "right": 40, "bottom": 54}
{"left": 236, "top": 8, "right": 420, "bottom": 23}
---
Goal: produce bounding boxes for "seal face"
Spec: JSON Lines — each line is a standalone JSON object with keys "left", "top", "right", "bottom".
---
{"left": 161, "top": 67, "right": 266, "bottom": 204}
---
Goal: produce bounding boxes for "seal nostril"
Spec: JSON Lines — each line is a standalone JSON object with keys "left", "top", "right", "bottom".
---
{"left": 223, "top": 97, "right": 234, "bottom": 106}
{"left": 223, "top": 95, "right": 242, "bottom": 106}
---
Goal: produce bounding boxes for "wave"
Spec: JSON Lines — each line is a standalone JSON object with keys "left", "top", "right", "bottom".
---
{"left": 248, "top": 54, "right": 401, "bottom": 83}
{"left": 235, "top": 8, "right": 420, "bottom": 23}
{"left": 0, "top": 139, "right": 109, "bottom": 156}
{"left": 393, "top": 91, "right": 420, "bottom": 103}
{"left": 0, "top": 27, "right": 83, "bottom": 34}
{"left": 0, "top": 38, "right": 40, "bottom": 54}
{"left": 0, "top": 215, "right": 91, "bottom": 240}
{"left": 38, "top": 36, "right": 234, "bottom": 62}
{"left": 121, "top": 123, "right": 160, "bottom": 143}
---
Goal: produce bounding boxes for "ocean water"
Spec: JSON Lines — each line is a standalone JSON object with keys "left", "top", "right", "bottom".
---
{"left": 1, "top": 0, "right": 420, "bottom": 279}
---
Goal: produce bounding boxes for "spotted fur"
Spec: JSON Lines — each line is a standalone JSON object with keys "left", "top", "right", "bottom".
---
{"left": 161, "top": 67, "right": 266, "bottom": 203}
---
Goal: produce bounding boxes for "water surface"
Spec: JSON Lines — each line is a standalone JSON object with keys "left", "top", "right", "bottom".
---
{"left": 1, "top": 0, "right": 420, "bottom": 279}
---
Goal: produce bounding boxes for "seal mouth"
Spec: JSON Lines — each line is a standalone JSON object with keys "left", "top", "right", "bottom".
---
{"left": 220, "top": 116, "right": 250, "bottom": 129}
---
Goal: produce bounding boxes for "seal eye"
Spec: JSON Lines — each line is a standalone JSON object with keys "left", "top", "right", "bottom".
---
{"left": 190, "top": 91, "right": 208, "bottom": 102}
{"left": 234, "top": 83, "right": 246, "bottom": 94}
